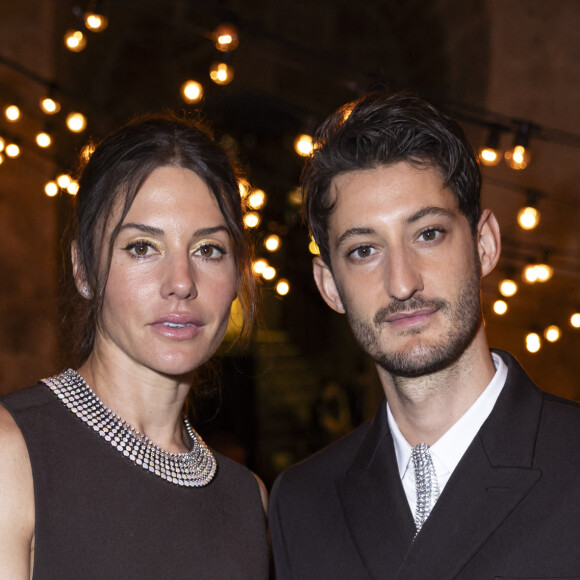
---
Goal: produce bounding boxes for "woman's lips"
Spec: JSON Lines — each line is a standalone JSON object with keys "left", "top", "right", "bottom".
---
{"left": 149, "top": 315, "right": 205, "bottom": 340}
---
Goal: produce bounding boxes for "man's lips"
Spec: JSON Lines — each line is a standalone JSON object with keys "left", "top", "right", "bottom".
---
{"left": 384, "top": 308, "right": 438, "bottom": 326}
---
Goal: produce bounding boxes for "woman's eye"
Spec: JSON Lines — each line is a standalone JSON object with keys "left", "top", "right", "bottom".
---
{"left": 123, "top": 241, "right": 156, "bottom": 257}
{"left": 195, "top": 244, "right": 225, "bottom": 259}
{"left": 133, "top": 242, "right": 150, "bottom": 256}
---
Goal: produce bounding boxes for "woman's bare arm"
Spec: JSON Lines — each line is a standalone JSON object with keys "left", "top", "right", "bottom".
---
{"left": 0, "top": 405, "right": 34, "bottom": 579}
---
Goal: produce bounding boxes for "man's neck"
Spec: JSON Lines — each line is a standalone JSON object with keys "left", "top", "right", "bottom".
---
{"left": 379, "top": 335, "right": 496, "bottom": 446}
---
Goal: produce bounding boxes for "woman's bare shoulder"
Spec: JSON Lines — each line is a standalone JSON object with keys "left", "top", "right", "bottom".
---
{"left": 0, "top": 404, "right": 34, "bottom": 578}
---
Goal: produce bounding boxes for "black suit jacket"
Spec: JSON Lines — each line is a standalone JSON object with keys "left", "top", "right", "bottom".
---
{"left": 270, "top": 350, "right": 580, "bottom": 579}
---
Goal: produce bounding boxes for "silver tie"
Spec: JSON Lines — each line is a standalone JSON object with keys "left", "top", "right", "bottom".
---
{"left": 412, "top": 443, "right": 440, "bottom": 533}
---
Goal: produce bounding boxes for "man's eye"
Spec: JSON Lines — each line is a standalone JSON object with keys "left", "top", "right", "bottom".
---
{"left": 349, "top": 246, "right": 376, "bottom": 259}
{"left": 419, "top": 229, "right": 441, "bottom": 242}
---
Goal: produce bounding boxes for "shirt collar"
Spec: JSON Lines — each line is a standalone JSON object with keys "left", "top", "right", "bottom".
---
{"left": 387, "top": 352, "right": 508, "bottom": 480}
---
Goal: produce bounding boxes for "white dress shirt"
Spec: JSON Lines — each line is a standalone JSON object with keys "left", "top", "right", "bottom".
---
{"left": 387, "top": 352, "right": 508, "bottom": 517}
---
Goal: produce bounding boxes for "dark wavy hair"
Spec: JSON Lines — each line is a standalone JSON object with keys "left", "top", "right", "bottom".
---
{"left": 68, "top": 112, "right": 255, "bottom": 366}
{"left": 302, "top": 91, "right": 482, "bottom": 265}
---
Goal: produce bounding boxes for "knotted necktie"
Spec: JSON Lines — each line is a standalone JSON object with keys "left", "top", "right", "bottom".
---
{"left": 411, "top": 443, "right": 440, "bottom": 533}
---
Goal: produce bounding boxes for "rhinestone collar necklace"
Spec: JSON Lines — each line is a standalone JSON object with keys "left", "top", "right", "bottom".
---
{"left": 42, "top": 369, "right": 217, "bottom": 487}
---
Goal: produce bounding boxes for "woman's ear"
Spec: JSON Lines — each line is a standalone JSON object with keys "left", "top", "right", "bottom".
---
{"left": 477, "top": 209, "right": 501, "bottom": 277}
{"left": 312, "top": 257, "right": 345, "bottom": 314}
{"left": 71, "top": 241, "right": 92, "bottom": 299}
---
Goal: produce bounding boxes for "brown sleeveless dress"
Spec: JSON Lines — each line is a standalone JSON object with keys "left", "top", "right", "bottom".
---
{"left": 1, "top": 382, "right": 269, "bottom": 579}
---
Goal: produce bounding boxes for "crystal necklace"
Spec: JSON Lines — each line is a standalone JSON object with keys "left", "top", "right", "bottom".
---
{"left": 42, "top": 368, "right": 217, "bottom": 487}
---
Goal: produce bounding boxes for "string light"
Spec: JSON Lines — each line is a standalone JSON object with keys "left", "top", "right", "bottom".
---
{"left": 544, "top": 325, "right": 561, "bottom": 342}
{"left": 499, "top": 279, "right": 518, "bottom": 297}
{"left": 213, "top": 23, "right": 239, "bottom": 52}
{"left": 67, "top": 180, "right": 79, "bottom": 195}
{"left": 64, "top": 30, "right": 87, "bottom": 52}
{"left": 5, "top": 105, "right": 20, "bottom": 122}
{"left": 276, "top": 279, "right": 290, "bottom": 296}
{"left": 57, "top": 174, "right": 72, "bottom": 188}
{"left": 5, "top": 143, "right": 20, "bottom": 158}
{"left": 0, "top": 136, "right": 5, "bottom": 152}
{"left": 238, "top": 178, "right": 250, "bottom": 198}
{"left": 36, "top": 132, "right": 52, "bottom": 148}
{"left": 0, "top": 153, "right": 4, "bottom": 166}
{"left": 45, "top": 181, "right": 59, "bottom": 197}
{"left": 181, "top": 80, "right": 203, "bottom": 103}
{"left": 243, "top": 212, "right": 260, "bottom": 228}
{"left": 479, "top": 125, "right": 502, "bottom": 167}
{"left": 570, "top": 313, "right": 580, "bottom": 329}
{"left": 517, "top": 206, "right": 540, "bottom": 230}
{"left": 209, "top": 61, "right": 234, "bottom": 85}
{"left": 264, "top": 234, "right": 281, "bottom": 252}
{"left": 526, "top": 332, "right": 541, "bottom": 353}
{"left": 505, "top": 123, "right": 531, "bottom": 170}
{"left": 262, "top": 266, "right": 276, "bottom": 280}
{"left": 294, "top": 134, "right": 314, "bottom": 157}
{"left": 493, "top": 300, "right": 508, "bottom": 315}
{"left": 40, "top": 97, "right": 61, "bottom": 114}
{"left": 523, "top": 263, "right": 553, "bottom": 283}
{"left": 84, "top": 9, "right": 108, "bottom": 32}
{"left": 248, "top": 189, "right": 266, "bottom": 209}
{"left": 66, "top": 112, "right": 87, "bottom": 133}
{"left": 252, "top": 259, "right": 268, "bottom": 275}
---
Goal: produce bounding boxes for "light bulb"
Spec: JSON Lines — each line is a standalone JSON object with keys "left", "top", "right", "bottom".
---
{"left": 238, "top": 179, "right": 250, "bottom": 198}
{"left": 181, "top": 80, "right": 203, "bottom": 103}
{"left": 66, "top": 112, "right": 87, "bottom": 133}
{"left": 0, "top": 136, "right": 4, "bottom": 152}
{"left": 276, "top": 279, "right": 290, "bottom": 296}
{"left": 36, "top": 132, "right": 52, "bottom": 148}
{"left": 84, "top": 12, "right": 108, "bottom": 32}
{"left": 517, "top": 206, "right": 540, "bottom": 230}
{"left": 57, "top": 174, "right": 72, "bottom": 188}
{"left": 64, "top": 29, "right": 87, "bottom": 52}
{"left": 294, "top": 134, "right": 314, "bottom": 157}
{"left": 252, "top": 259, "right": 268, "bottom": 275}
{"left": 264, "top": 234, "right": 281, "bottom": 252}
{"left": 523, "top": 264, "right": 539, "bottom": 283}
{"left": 214, "top": 24, "right": 239, "bottom": 51}
{"left": 535, "top": 264, "right": 553, "bottom": 282}
{"left": 67, "top": 181, "right": 79, "bottom": 195}
{"left": 262, "top": 266, "right": 276, "bottom": 280}
{"left": 248, "top": 189, "right": 266, "bottom": 209}
{"left": 493, "top": 300, "right": 508, "bottom": 315}
{"left": 243, "top": 212, "right": 260, "bottom": 228}
{"left": 525, "top": 332, "right": 541, "bottom": 353}
{"left": 5, "top": 105, "right": 20, "bottom": 122}
{"left": 45, "top": 181, "right": 59, "bottom": 197}
{"left": 570, "top": 313, "right": 580, "bottom": 328}
{"left": 544, "top": 325, "right": 560, "bottom": 342}
{"left": 40, "top": 97, "right": 61, "bottom": 114}
{"left": 209, "top": 62, "right": 234, "bottom": 85}
{"left": 499, "top": 279, "right": 518, "bottom": 297}
{"left": 5, "top": 143, "right": 20, "bottom": 158}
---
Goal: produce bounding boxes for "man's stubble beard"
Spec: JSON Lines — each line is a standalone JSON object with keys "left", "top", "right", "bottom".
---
{"left": 342, "top": 250, "right": 483, "bottom": 379}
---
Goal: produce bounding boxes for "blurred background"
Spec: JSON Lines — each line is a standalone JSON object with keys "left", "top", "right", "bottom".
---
{"left": 0, "top": 0, "right": 579, "bottom": 486}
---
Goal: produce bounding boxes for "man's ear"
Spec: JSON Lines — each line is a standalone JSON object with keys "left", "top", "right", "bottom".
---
{"left": 312, "top": 257, "right": 345, "bottom": 314}
{"left": 477, "top": 209, "right": 501, "bottom": 277}
{"left": 71, "top": 241, "right": 92, "bottom": 299}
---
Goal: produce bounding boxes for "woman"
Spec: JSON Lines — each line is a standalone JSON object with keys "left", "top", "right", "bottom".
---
{"left": 0, "top": 114, "right": 269, "bottom": 578}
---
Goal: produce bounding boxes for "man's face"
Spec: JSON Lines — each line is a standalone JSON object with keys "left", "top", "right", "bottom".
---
{"left": 314, "top": 162, "right": 489, "bottom": 379}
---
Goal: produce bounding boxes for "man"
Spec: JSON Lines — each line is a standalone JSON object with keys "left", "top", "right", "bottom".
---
{"left": 269, "top": 92, "right": 580, "bottom": 579}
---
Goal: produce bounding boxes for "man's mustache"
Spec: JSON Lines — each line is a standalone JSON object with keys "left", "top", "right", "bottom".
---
{"left": 373, "top": 296, "right": 449, "bottom": 326}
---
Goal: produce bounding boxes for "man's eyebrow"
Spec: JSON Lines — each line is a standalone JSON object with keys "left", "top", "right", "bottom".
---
{"left": 406, "top": 206, "right": 454, "bottom": 224}
{"left": 335, "top": 227, "right": 376, "bottom": 248}
{"left": 118, "top": 223, "right": 230, "bottom": 237}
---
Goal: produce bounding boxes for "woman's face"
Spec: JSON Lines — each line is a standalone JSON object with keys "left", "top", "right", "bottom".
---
{"left": 91, "top": 165, "right": 238, "bottom": 377}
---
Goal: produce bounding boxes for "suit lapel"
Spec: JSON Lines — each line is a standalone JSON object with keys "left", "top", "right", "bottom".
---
{"left": 395, "top": 350, "right": 544, "bottom": 579}
{"left": 336, "top": 399, "right": 416, "bottom": 579}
